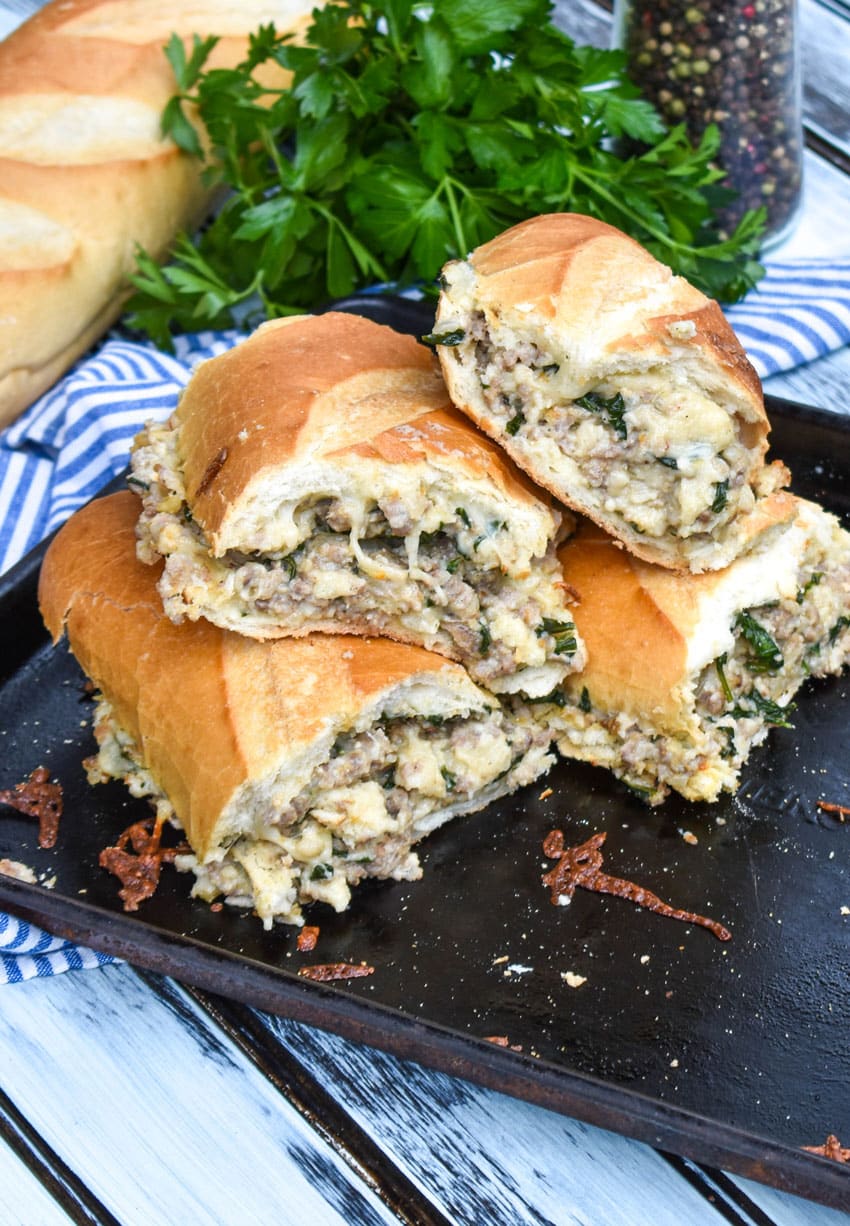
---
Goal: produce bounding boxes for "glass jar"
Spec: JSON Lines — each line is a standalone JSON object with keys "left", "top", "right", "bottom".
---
{"left": 613, "top": 0, "right": 804, "bottom": 249}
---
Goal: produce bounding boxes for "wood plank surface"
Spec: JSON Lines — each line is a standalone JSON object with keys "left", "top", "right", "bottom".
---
{"left": 0, "top": 965, "right": 406, "bottom": 1226}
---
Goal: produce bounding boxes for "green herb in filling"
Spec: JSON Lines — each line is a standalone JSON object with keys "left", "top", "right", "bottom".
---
{"left": 421, "top": 329, "right": 465, "bottom": 347}
{"left": 505, "top": 410, "right": 525, "bottom": 436}
{"left": 575, "top": 391, "right": 627, "bottom": 439}
{"left": 658, "top": 456, "right": 679, "bottom": 469}
{"left": 579, "top": 686, "right": 592, "bottom": 713}
{"left": 309, "top": 862, "right": 334, "bottom": 881}
{"left": 711, "top": 480, "right": 729, "bottom": 514}
{"left": 440, "top": 766, "right": 457, "bottom": 792}
{"left": 732, "top": 689, "right": 795, "bottom": 728}
{"left": 479, "top": 620, "right": 492, "bottom": 654}
{"left": 537, "top": 617, "right": 578, "bottom": 656}
{"left": 829, "top": 615, "right": 850, "bottom": 645}
{"left": 714, "top": 653, "right": 734, "bottom": 704}
{"left": 718, "top": 723, "right": 737, "bottom": 759}
{"left": 735, "top": 611, "right": 783, "bottom": 673}
{"left": 527, "top": 687, "right": 568, "bottom": 707}
{"left": 796, "top": 572, "right": 823, "bottom": 604}
{"left": 456, "top": 507, "right": 471, "bottom": 529}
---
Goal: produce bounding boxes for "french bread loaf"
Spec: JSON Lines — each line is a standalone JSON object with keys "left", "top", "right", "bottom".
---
{"left": 0, "top": 0, "right": 314, "bottom": 428}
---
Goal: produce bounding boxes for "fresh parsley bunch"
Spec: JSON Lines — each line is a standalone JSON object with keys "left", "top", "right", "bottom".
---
{"left": 127, "top": 0, "right": 766, "bottom": 348}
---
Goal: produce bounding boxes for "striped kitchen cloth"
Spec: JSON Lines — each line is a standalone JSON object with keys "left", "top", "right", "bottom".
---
{"left": 1, "top": 256, "right": 850, "bottom": 980}
{"left": 726, "top": 257, "right": 850, "bottom": 379}
{"left": 0, "top": 913, "right": 116, "bottom": 984}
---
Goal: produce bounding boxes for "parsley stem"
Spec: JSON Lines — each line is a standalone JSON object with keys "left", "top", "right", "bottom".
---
{"left": 569, "top": 164, "right": 691, "bottom": 259}
{"left": 443, "top": 178, "right": 468, "bottom": 260}
{"left": 312, "top": 203, "right": 389, "bottom": 282}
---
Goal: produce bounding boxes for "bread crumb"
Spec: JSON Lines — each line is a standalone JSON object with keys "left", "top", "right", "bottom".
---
{"left": 562, "top": 971, "right": 587, "bottom": 988}
{"left": 0, "top": 859, "right": 37, "bottom": 883}
{"left": 682, "top": 830, "right": 698, "bottom": 845}
{"left": 538, "top": 787, "right": 553, "bottom": 800}
{"left": 840, "top": 906, "right": 850, "bottom": 916}
{"left": 640, "top": 954, "right": 650, "bottom": 965}
{"left": 667, "top": 319, "right": 697, "bottom": 340}
{"left": 670, "top": 1058, "right": 680, "bottom": 1068}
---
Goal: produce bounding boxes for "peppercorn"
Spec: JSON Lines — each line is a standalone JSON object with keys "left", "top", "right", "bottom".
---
{"left": 613, "top": 0, "right": 803, "bottom": 246}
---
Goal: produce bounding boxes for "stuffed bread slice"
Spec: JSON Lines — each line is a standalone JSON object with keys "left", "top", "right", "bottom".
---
{"left": 532, "top": 496, "right": 850, "bottom": 804}
{"left": 130, "top": 310, "right": 584, "bottom": 698}
{"left": 433, "top": 212, "right": 791, "bottom": 573}
{"left": 39, "top": 491, "right": 555, "bottom": 928}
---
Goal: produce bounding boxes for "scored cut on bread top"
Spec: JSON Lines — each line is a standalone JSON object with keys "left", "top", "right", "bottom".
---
{"left": 434, "top": 212, "right": 787, "bottom": 573}
{"left": 38, "top": 490, "right": 497, "bottom": 862}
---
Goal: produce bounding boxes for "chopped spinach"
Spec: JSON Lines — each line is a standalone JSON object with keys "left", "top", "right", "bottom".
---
{"left": 575, "top": 391, "right": 627, "bottom": 439}
{"left": 421, "top": 329, "right": 465, "bottom": 347}
{"left": 711, "top": 480, "right": 729, "bottom": 514}
{"left": 440, "top": 766, "right": 457, "bottom": 792}
{"left": 505, "top": 410, "right": 525, "bottom": 436}
{"left": 309, "top": 862, "right": 334, "bottom": 881}
{"left": 829, "top": 615, "right": 850, "bottom": 645}
{"left": 714, "top": 653, "right": 734, "bottom": 704}
{"left": 537, "top": 617, "right": 578, "bottom": 656}
{"left": 735, "top": 611, "right": 783, "bottom": 673}
{"left": 796, "top": 572, "right": 823, "bottom": 604}
{"left": 527, "top": 687, "right": 567, "bottom": 707}
{"left": 718, "top": 724, "right": 737, "bottom": 760}
{"left": 732, "top": 689, "right": 795, "bottom": 728}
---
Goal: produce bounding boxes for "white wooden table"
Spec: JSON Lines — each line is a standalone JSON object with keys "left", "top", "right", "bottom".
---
{"left": 1, "top": 2, "right": 849, "bottom": 1223}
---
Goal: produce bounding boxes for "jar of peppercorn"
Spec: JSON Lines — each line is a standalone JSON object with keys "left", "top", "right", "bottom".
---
{"left": 613, "top": 0, "right": 804, "bottom": 250}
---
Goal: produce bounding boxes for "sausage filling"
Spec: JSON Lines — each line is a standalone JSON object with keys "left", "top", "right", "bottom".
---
{"left": 131, "top": 422, "right": 583, "bottom": 696}
{"left": 544, "top": 542, "right": 850, "bottom": 804}
{"left": 449, "top": 308, "right": 758, "bottom": 551}
{"left": 87, "top": 699, "right": 554, "bottom": 927}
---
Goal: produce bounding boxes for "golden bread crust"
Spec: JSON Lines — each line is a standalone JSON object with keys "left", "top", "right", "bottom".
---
{"left": 0, "top": 0, "right": 313, "bottom": 426}
{"left": 175, "top": 312, "right": 554, "bottom": 544}
{"left": 557, "top": 491, "right": 801, "bottom": 727}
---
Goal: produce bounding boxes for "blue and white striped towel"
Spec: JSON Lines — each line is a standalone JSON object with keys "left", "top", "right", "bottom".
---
{"left": 1, "top": 258, "right": 849, "bottom": 982}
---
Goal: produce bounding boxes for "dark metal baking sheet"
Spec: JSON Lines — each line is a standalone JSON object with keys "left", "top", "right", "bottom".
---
{"left": 1, "top": 296, "right": 848, "bottom": 1210}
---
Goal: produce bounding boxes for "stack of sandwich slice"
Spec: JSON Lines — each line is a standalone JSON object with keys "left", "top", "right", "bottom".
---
{"left": 39, "top": 213, "right": 850, "bottom": 928}
{"left": 434, "top": 213, "right": 850, "bottom": 804}
{"left": 39, "top": 310, "right": 585, "bottom": 927}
